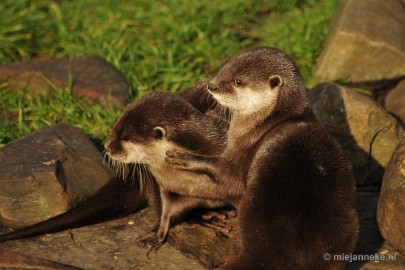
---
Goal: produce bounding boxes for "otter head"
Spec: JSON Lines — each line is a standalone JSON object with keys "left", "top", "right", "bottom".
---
{"left": 104, "top": 92, "right": 218, "bottom": 167}
{"left": 207, "top": 47, "right": 306, "bottom": 116}
{"left": 104, "top": 95, "right": 168, "bottom": 165}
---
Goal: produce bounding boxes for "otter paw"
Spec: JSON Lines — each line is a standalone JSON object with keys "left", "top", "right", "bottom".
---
{"left": 189, "top": 215, "right": 233, "bottom": 236}
{"left": 136, "top": 232, "right": 166, "bottom": 251}
{"left": 187, "top": 207, "right": 236, "bottom": 236}
{"left": 198, "top": 208, "right": 237, "bottom": 220}
{"left": 165, "top": 150, "right": 195, "bottom": 169}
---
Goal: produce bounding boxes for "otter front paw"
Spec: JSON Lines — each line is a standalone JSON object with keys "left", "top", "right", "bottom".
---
{"left": 136, "top": 231, "right": 166, "bottom": 251}
{"left": 165, "top": 150, "right": 199, "bottom": 170}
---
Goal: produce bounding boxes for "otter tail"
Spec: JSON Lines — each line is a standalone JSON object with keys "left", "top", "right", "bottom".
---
{"left": 0, "top": 173, "right": 159, "bottom": 243}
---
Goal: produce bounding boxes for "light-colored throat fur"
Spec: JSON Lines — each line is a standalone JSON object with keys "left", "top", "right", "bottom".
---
{"left": 225, "top": 110, "right": 273, "bottom": 152}
{"left": 225, "top": 89, "right": 280, "bottom": 151}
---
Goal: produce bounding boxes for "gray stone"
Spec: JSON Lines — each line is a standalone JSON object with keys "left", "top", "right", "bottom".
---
{"left": 315, "top": 0, "right": 405, "bottom": 84}
{"left": 308, "top": 83, "right": 402, "bottom": 185}
{"left": 385, "top": 79, "right": 405, "bottom": 125}
{"left": 347, "top": 187, "right": 405, "bottom": 269}
{"left": 0, "top": 208, "right": 204, "bottom": 270}
{"left": 0, "top": 57, "right": 129, "bottom": 107}
{"left": 0, "top": 123, "right": 113, "bottom": 228}
{"left": 377, "top": 139, "right": 405, "bottom": 253}
{"left": 1, "top": 189, "right": 403, "bottom": 269}
{"left": 0, "top": 247, "right": 81, "bottom": 270}
{"left": 168, "top": 214, "right": 240, "bottom": 269}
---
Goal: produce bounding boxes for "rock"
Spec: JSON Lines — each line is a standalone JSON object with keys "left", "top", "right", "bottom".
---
{"left": 347, "top": 187, "right": 405, "bottom": 270}
{"left": 0, "top": 208, "right": 205, "bottom": 270}
{"left": 377, "top": 138, "right": 405, "bottom": 253}
{"left": 0, "top": 123, "right": 114, "bottom": 228}
{"left": 385, "top": 79, "right": 405, "bottom": 125}
{"left": 315, "top": 0, "right": 405, "bottom": 84}
{"left": 0, "top": 247, "right": 81, "bottom": 270}
{"left": 308, "top": 83, "right": 402, "bottom": 185}
{"left": 168, "top": 216, "right": 240, "bottom": 269}
{"left": 0, "top": 57, "right": 129, "bottom": 107}
{"left": 1, "top": 190, "right": 403, "bottom": 269}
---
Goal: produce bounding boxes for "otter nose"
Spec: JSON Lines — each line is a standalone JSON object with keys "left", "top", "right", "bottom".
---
{"left": 207, "top": 83, "right": 218, "bottom": 92}
{"left": 104, "top": 139, "right": 112, "bottom": 151}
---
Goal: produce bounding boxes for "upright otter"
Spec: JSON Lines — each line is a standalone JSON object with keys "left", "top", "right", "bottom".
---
{"left": 166, "top": 47, "right": 359, "bottom": 269}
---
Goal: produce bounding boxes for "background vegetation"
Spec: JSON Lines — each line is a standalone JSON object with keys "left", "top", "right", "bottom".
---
{"left": 0, "top": 0, "right": 339, "bottom": 146}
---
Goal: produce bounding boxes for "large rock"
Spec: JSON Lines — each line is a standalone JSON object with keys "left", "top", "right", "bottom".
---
{"left": 347, "top": 187, "right": 405, "bottom": 270}
{"left": 168, "top": 215, "right": 240, "bottom": 269}
{"left": 0, "top": 123, "right": 114, "bottom": 228}
{"left": 308, "top": 83, "right": 402, "bottom": 185}
{"left": 315, "top": 0, "right": 405, "bottom": 84}
{"left": 377, "top": 138, "right": 405, "bottom": 253}
{"left": 385, "top": 79, "right": 405, "bottom": 125}
{"left": 0, "top": 208, "right": 205, "bottom": 270}
{"left": 1, "top": 200, "right": 404, "bottom": 269}
{"left": 0, "top": 57, "right": 129, "bottom": 107}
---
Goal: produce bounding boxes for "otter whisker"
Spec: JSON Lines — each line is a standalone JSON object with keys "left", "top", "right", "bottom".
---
{"left": 138, "top": 163, "right": 144, "bottom": 193}
{"left": 145, "top": 164, "right": 154, "bottom": 188}
{"left": 121, "top": 162, "right": 126, "bottom": 181}
{"left": 129, "top": 163, "right": 137, "bottom": 183}
{"left": 102, "top": 151, "right": 108, "bottom": 167}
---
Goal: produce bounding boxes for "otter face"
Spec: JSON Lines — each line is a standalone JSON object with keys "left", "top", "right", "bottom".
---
{"left": 206, "top": 47, "right": 292, "bottom": 115}
{"left": 105, "top": 124, "right": 169, "bottom": 165}
{"left": 104, "top": 91, "right": 211, "bottom": 168}
{"left": 104, "top": 92, "right": 181, "bottom": 166}
{"left": 208, "top": 74, "right": 283, "bottom": 115}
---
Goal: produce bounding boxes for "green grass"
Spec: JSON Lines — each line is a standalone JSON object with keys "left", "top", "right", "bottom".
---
{"left": 256, "top": 0, "right": 340, "bottom": 86}
{"left": 0, "top": 0, "right": 339, "bottom": 146}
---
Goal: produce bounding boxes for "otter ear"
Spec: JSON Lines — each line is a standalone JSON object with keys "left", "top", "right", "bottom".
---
{"left": 153, "top": 126, "right": 166, "bottom": 139}
{"left": 269, "top": 75, "right": 283, "bottom": 90}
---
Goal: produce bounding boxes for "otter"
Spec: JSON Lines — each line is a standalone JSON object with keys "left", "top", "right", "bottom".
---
{"left": 0, "top": 84, "right": 231, "bottom": 268}
{"left": 165, "top": 47, "right": 359, "bottom": 269}
{"left": 104, "top": 91, "right": 231, "bottom": 250}
{"left": 0, "top": 83, "right": 226, "bottom": 244}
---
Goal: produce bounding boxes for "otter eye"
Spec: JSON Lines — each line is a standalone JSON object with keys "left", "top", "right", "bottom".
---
{"left": 120, "top": 135, "right": 130, "bottom": 142}
{"left": 153, "top": 126, "right": 166, "bottom": 140}
{"left": 234, "top": 80, "right": 243, "bottom": 87}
